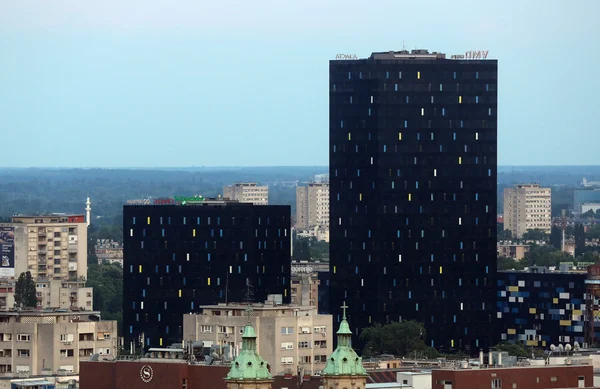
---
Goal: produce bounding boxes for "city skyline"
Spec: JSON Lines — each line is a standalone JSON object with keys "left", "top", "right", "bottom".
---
{"left": 1, "top": 0, "right": 598, "bottom": 167}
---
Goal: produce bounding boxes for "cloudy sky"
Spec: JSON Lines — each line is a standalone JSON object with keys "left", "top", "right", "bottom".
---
{"left": 0, "top": 0, "right": 598, "bottom": 167}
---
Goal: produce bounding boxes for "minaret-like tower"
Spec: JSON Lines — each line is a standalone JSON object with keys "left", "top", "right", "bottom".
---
{"left": 225, "top": 306, "right": 273, "bottom": 389}
{"left": 85, "top": 193, "right": 91, "bottom": 227}
{"left": 321, "top": 302, "right": 368, "bottom": 389}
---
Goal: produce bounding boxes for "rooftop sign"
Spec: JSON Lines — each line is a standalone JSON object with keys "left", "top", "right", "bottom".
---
{"left": 126, "top": 199, "right": 151, "bottom": 205}
{"left": 451, "top": 50, "right": 489, "bottom": 60}
{"left": 174, "top": 196, "right": 206, "bottom": 205}
{"left": 335, "top": 54, "right": 358, "bottom": 60}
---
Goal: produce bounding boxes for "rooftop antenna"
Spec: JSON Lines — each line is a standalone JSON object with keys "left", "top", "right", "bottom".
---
{"left": 402, "top": 40, "right": 406, "bottom": 50}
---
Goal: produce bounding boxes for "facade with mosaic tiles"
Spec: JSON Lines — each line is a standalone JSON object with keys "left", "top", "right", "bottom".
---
{"left": 497, "top": 268, "right": 586, "bottom": 348}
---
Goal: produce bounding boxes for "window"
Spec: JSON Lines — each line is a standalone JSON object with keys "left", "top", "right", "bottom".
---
{"left": 550, "top": 377, "right": 558, "bottom": 382}
{"left": 492, "top": 379, "right": 502, "bottom": 388}
{"left": 281, "top": 327, "right": 294, "bottom": 335}
{"left": 280, "top": 342, "right": 294, "bottom": 350}
{"left": 60, "top": 334, "right": 74, "bottom": 343}
{"left": 17, "top": 349, "right": 30, "bottom": 358}
{"left": 314, "top": 326, "right": 327, "bottom": 333}
{"left": 300, "top": 356, "right": 312, "bottom": 364}
{"left": 201, "top": 326, "right": 212, "bottom": 333}
{"left": 299, "top": 341, "right": 311, "bottom": 348}
{"left": 281, "top": 357, "right": 294, "bottom": 364}
{"left": 17, "top": 334, "right": 30, "bottom": 342}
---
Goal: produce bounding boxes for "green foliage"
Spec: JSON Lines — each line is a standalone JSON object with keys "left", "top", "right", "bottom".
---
{"left": 498, "top": 229, "right": 512, "bottom": 240}
{"left": 86, "top": 263, "right": 123, "bottom": 332}
{"left": 293, "top": 237, "right": 329, "bottom": 261}
{"left": 522, "top": 229, "right": 548, "bottom": 241}
{"left": 292, "top": 239, "right": 310, "bottom": 261}
{"left": 492, "top": 342, "right": 530, "bottom": 358}
{"left": 15, "top": 271, "right": 37, "bottom": 308}
{"left": 587, "top": 224, "right": 600, "bottom": 240}
{"left": 360, "top": 321, "right": 437, "bottom": 358}
{"left": 521, "top": 245, "right": 572, "bottom": 268}
{"left": 582, "top": 210, "right": 596, "bottom": 218}
{"left": 497, "top": 256, "right": 525, "bottom": 271}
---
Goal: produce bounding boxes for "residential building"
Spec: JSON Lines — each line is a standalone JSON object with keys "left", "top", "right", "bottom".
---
{"left": 95, "top": 239, "right": 123, "bottom": 267}
{"left": 295, "top": 183, "right": 329, "bottom": 231}
{"left": 123, "top": 198, "right": 291, "bottom": 349}
{"left": 431, "top": 365, "right": 593, "bottom": 389}
{"left": 497, "top": 243, "right": 530, "bottom": 260}
{"left": 586, "top": 263, "right": 600, "bottom": 345}
{"left": 504, "top": 184, "right": 552, "bottom": 238}
{"left": 0, "top": 310, "right": 116, "bottom": 376}
{"left": 329, "top": 49, "right": 498, "bottom": 351}
{"left": 223, "top": 183, "right": 269, "bottom": 205}
{"left": 291, "top": 272, "right": 319, "bottom": 307}
{"left": 183, "top": 298, "right": 332, "bottom": 376}
{"left": 35, "top": 279, "right": 93, "bottom": 310}
{"left": 497, "top": 267, "right": 586, "bottom": 347}
{"left": 1, "top": 214, "right": 88, "bottom": 281}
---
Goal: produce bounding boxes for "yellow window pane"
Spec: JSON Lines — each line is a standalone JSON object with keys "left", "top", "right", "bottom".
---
{"left": 207, "top": 277, "right": 211, "bottom": 286}
{"left": 507, "top": 329, "right": 516, "bottom": 335}
{"left": 147, "top": 217, "right": 151, "bottom": 225}
{"left": 359, "top": 193, "right": 363, "bottom": 201}
{"left": 553, "top": 298, "right": 558, "bottom": 304}
{"left": 458, "top": 157, "right": 462, "bottom": 165}
{"left": 439, "top": 266, "right": 443, "bottom": 274}
{"left": 348, "top": 133, "right": 351, "bottom": 141}
{"left": 160, "top": 338, "right": 163, "bottom": 346}
{"left": 178, "top": 290, "right": 182, "bottom": 298}
{"left": 399, "top": 132, "right": 402, "bottom": 140}
{"left": 508, "top": 286, "right": 518, "bottom": 292}
{"left": 139, "top": 265, "right": 142, "bottom": 273}
{"left": 408, "top": 193, "right": 412, "bottom": 201}
{"left": 459, "top": 96, "right": 462, "bottom": 104}
{"left": 417, "top": 71, "right": 421, "bottom": 79}
{"left": 529, "top": 308, "right": 536, "bottom": 314}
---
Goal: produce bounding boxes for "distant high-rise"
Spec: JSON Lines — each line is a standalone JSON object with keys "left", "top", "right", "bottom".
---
{"left": 329, "top": 49, "right": 498, "bottom": 351}
{"left": 223, "top": 183, "right": 269, "bottom": 205}
{"left": 295, "top": 183, "right": 330, "bottom": 231}
{"left": 123, "top": 198, "right": 291, "bottom": 348}
{"left": 503, "top": 184, "right": 551, "bottom": 238}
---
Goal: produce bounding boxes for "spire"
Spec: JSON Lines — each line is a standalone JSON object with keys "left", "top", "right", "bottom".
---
{"left": 85, "top": 193, "right": 92, "bottom": 227}
{"left": 225, "top": 304, "right": 272, "bottom": 382}
{"left": 322, "top": 302, "right": 368, "bottom": 377}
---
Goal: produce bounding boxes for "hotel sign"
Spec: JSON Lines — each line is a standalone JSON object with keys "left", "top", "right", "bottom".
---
{"left": 335, "top": 54, "right": 358, "bottom": 60}
{"left": 175, "top": 196, "right": 206, "bottom": 205}
{"left": 126, "top": 199, "right": 151, "bottom": 205}
{"left": 451, "top": 50, "right": 489, "bottom": 60}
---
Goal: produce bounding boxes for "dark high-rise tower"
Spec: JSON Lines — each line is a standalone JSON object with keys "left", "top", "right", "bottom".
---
{"left": 123, "top": 198, "right": 291, "bottom": 349}
{"left": 329, "top": 49, "right": 497, "bottom": 352}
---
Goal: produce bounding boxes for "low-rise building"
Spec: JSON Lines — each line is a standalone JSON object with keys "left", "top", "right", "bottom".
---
{"left": 290, "top": 273, "right": 319, "bottom": 307}
{"left": 0, "top": 310, "right": 117, "bottom": 376}
{"left": 497, "top": 243, "right": 530, "bottom": 260}
{"left": 95, "top": 239, "right": 123, "bottom": 267}
{"left": 183, "top": 297, "right": 332, "bottom": 376}
{"left": 432, "top": 365, "right": 594, "bottom": 389}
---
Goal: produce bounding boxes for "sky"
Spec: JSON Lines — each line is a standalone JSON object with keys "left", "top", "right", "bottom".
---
{"left": 0, "top": 0, "right": 598, "bottom": 167}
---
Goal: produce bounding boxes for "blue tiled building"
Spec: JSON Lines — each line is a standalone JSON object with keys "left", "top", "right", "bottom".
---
{"left": 497, "top": 267, "right": 587, "bottom": 347}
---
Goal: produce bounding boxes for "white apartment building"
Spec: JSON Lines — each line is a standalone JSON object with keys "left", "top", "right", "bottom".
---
{"left": 35, "top": 280, "right": 93, "bottom": 311}
{"left": 2, "top": 214, "right": 88, "bottom": 281}
{"left": 223, "top": 183, "right": 269, "bottom": 205}
{"left": 0, "top": 310, "right": 117, "bottom": 376}
{"left": 503, "top": 184, "right": 552, "bottom": 238}
{"left": 183, "top": 299, "right": 332, "bottom": 376}
{"left": 295, "top": 183, "right": 329, "bottom": 231}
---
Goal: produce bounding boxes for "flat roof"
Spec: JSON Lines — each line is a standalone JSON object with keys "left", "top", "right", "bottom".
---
{"left": 0, "top": 310, "right": 100, "bottom": 317}
{"left": 199, "top": 304, "right": 317, "bottom": 311}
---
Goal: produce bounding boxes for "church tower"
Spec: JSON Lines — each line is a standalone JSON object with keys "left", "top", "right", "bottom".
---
{"left": 321, "top": 302, "right": 368, "bottom": 389}
{"left": 225, "top": 307, "right": 273, "bottom": 389}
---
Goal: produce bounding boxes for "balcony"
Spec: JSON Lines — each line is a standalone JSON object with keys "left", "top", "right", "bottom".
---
{"left": 38, "top": 230, "right": 46, "bottom": 236}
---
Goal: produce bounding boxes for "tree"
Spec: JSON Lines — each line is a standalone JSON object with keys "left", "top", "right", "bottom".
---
{"left": 360, "top": 321, "right": 438, "bottom": 357}
{"left": 522, "top": 245, "right": 572, "bottom": 268}
{"left": 86, "top": 263, "right": 124, "bottom": 333}
{"left": 550, "top": 226, "right": 562, "bottom": 250}
{"left": 492, "top": 342, "right": 530, "bottom": 358}
{"left": 587, "top": 224, "right": 600, "bottom": 240}
{"left": 582, "top": 210, "right": 596, "bottom": 218}
{"left": 292, "top": 239, "right": 310, "bottom": 261}
{"left": 498, "top": 229, "right": 513, "bottom": 241}
{"left": 14, "top": 271, "right": 37, "bottom": 308}
{"left": 574, "top": 223, "right": 586, "bottom": 257}
{"left": 522, "top": 229, "right": 548, "bottom": 241}
{"left": 497, "top": 256, "right": 525, "bottom": 271}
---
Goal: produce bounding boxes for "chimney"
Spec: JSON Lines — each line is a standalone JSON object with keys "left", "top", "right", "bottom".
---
{"left": 498, "top": 352, "right": 502, "bottom": 366}
{"left": 489, "top": 351, "right": 493, "bottom": 366}
{"left": 479, "top": 350, "right": 484, "bottom": 366}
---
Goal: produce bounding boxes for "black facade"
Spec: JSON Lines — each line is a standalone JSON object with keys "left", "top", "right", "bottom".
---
{"left": 329, "top": 50, "right": 498, "bottom": 352}
{"left": 497, "top": 269, "right": 586, "bottom": 347}
{"left": 123, "top": 202, "right": 291, "bottom": 348}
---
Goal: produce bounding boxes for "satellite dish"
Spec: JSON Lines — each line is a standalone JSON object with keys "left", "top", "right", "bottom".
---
{"left": 565, "top": 344, "right": 572, "bottom": 351}
{"left": 90, "top": 354, "right": 100, "bottom": 362}
{"left": 558, "top": 344, "right": 564, "bottom": 352}
{"left": 550, "top": 344, "right": 556, "bottom": 351}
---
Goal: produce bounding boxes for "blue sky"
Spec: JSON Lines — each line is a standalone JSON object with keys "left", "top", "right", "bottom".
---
{"left": 0, "top": 0, "right": 598, "bottom": 167}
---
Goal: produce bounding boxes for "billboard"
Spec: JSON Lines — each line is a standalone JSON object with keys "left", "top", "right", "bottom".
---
{"left": 0, "top": 227, "right": 14, "bottom": 277}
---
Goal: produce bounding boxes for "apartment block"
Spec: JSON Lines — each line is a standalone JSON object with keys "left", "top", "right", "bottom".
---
{"left": 223, "top": 183, "right": 269, "bottom": 205}
{"left": 35, "top": 279, "right": 93, "bottom": 311}
{"left": 183, "top": 299, "right": 332, "bottom": 376}
{"left": 503, "top": 184, "right": 552, "bottom": 238}
{"left": 2, "top": 214, "right": 88, "bottom": 281}
{"left": 0, "top": 310, "right": 117, "bottom": 376}
{"left": 295, "top": 183, "right": 329, "bottom": 231}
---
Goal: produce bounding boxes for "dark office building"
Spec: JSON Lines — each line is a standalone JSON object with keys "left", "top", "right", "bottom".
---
{"left": 329, "top": 49, "right": 498, "bottom": 352}
{"left": 498, "top": 268, "right": 586, "bottom": 347}
{"left": 123, "top": 199, "right": 291, "bottom": 348}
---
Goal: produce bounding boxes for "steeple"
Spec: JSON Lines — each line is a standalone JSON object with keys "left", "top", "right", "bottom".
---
{"left": 225, "top": 305, "right": 273, "bottom": 388}
{"left": 322, "top": 302, "right": 368, "bottom": 384}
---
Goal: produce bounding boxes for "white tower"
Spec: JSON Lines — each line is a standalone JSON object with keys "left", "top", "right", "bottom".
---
{"left": 85, "top": 193, "right": 91, "bottom": 227}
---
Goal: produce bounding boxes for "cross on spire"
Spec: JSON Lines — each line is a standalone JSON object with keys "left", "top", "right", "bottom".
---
{"left": 341, "top": 301, "right": 348, "bottom": 320}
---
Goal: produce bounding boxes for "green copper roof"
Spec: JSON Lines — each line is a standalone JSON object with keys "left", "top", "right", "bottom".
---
{"left": 322, "top": 302, "right": 368, "bottom": 377}
{"left": 226, "top": 318, "right": 272, "bottom": 381}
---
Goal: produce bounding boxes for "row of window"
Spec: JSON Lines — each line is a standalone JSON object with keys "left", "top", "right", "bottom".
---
{"left": 132, "top": 216, "right": 285, "bottom": 226}
{"left": 339, "top": 70, "right": 494, "bottom": 81}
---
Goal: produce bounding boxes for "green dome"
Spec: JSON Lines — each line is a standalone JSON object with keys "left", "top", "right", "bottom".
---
{"left": 226, "top": 322, "right": 273, "bottom": 381}
{"left": 322, "top": 303, "right": 368, "bottom": 377}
